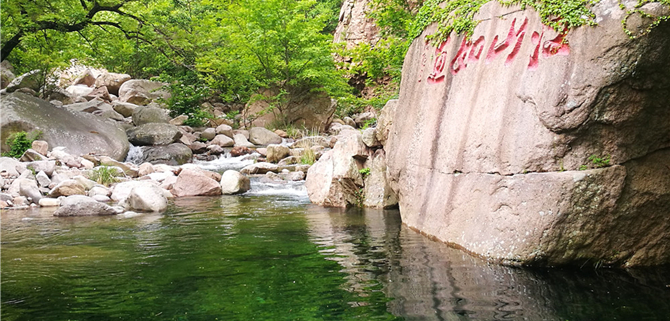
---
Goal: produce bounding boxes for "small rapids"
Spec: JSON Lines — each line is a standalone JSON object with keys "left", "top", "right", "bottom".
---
{"left": 124, "top": 144, "right": 144, "bottom": 165}
{"left": 194, "top": 152, "right": 259, "bottom": 172}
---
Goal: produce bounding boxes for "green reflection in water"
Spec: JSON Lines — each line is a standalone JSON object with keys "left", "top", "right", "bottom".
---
{"left": 2, "top": 196, "right": 400, "bottom": 321}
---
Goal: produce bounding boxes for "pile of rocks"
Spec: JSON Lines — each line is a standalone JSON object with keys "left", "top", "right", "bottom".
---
{"left": 0, "top": 140, "right": 250, "bottom": 215}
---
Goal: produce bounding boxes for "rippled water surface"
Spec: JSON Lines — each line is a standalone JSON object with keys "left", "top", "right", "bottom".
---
{"left": 2, "top": 188, "right": 670, "bottom": 321}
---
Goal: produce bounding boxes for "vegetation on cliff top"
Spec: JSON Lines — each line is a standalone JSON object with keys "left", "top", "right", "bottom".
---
{"left": 2, "top": 0, "right": 668, "bottom": 122}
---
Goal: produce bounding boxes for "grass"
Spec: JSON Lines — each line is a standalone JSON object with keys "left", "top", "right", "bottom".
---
{"left": 88, "top": 166, "right": 122, "bottom": 186}
{"left": 300, "top": 148, "right": 317, "bottom": 165}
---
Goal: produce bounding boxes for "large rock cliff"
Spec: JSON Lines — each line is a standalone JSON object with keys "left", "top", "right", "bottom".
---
{"left": 386, "top": 0, "right": 670, "bottom": 267}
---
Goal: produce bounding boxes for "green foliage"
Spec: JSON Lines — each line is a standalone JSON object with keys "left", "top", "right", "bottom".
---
{"left": 160, "top": 79, "right": 212, "bottom": 127}
{"left": 359, "top": 167, "right": 371, "bottom": 178}
{"left": 579, "top": 154, "right": 611, "bottom": 170}
{"left": 300, "top": 148, "right": 317, "bottom": 165}
{"left": 410, "top": 0, "right": 598, "bottom": 44}
{"left": 361, "top": 118, "right": 377, "bottom": 130}
{"left": 621, "top": 0, "right": 670, "bottom": 39}
{"left": 588, "top": 154, "right": 611, "bottom": 168}
{"left": 88, "top": 166, "right": 122, "bottom": 186}
{"left": 196, "top": 0, "right": 348, "bottom": 104}
{"left": 2, "top": 131, "right": 41, "bottom": 159}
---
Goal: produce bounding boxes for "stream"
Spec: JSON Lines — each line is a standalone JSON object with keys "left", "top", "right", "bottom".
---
{"left": 2, "top": 155, "right": 669, "bottom": 320}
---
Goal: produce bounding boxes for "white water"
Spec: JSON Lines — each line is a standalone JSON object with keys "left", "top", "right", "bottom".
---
{"left": 194, "top": 153, "right": 259, "bottom": 172}
{"left": 125, "top": 145, "right": 144, "bottom": 165}
{"left": 246, "top": 178, "right": 308, "bottom": 199}
{"left": 193, "top": 152, "right": 308, "bottom": 199}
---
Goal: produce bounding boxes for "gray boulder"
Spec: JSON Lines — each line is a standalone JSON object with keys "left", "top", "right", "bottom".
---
{"left": 18, "top": 178, "right": 43, "bottom": 203}
{"left": 127, "top": 123, "right": 182, "bottom": 146}
{"left": 1, "top": 61, "right": 16, "bottom": 89}
{"left": 95, "top": 72, "right": 131, "bottom": 95}
{"left": 141, "top": 143, "right": 192, "bottom": 165}
{"left": 124, "top": 184, "right": 168, "bottom": 212}
{"left": 48, "top": 179, "right": 86, "bottom": 197}
{"left": 0, "top": 157, "right": 22, "bottom": 177}
{"left": 249, "top": 127, "right": 282, "bottom": 145}
{"left": 220, "top": 170, "right": 250, "bottom": 195}
{"left": 118, "top": 79, "right": 170, "bottom": 105}
{"left": 112, "top": 101, "right": 139, "bottom": 118}
{"left": 64, "top": 99, "right": 113, "bottom": 114}
{"left": 266, "top": 144, "right": 290, "bottom": 163}
{"left": 132, "top": 105, "right": 171, "bottom": 126}
{"left": 1, "top": 93, "right": 129, "bottom": 160}
{"left": 233, "top": 134, "right": 255, "bottom": 148}
{"left": 5, "top": 70, "right": 42, "bottom": 93}
{"left": 210, "top": 134, "right": 234, "bottom": 147}
{"left": 53, "top": 195, "right": 118, "bottom": 216}
{"left": 66, "top": 84, "right": 95, "bottom": 97}
{"left": 292, "top": 136, "right": 329, "bottom": 149}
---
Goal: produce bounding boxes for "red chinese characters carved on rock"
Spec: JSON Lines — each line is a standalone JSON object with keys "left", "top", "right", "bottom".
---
{"left": 425, "top": 18, "right": 570, "bottom": 84}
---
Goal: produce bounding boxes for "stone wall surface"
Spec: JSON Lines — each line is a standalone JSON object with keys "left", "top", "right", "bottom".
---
{"left": 386, "top": 0, "right": 670, "bottom": 267}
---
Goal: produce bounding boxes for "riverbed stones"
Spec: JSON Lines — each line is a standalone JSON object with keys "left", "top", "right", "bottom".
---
{"left": 39, "top": 198, "right": 60, "bottom": 207}
{"left": 230, "top": 146, "right": 254, "bottom": 157}
{"left": 240, "top": 162, "right": 279, "bottom": 175}
{"left": 249, "top": 127, "right": 282, "bottom": 145}
{"left": 1, "top": 93, "right": 130, "bottom": 160}
{"left": 171, "top": 168, "right": 222, "bottom": 197}
{"left": 36, "top": 171, "right": 51, "bottom": 187}
{"left": 141, "top": 143, "right": 192, "bottom": 165}
{"left": 220, "top": 170, "right": 250, "bottom": 195}
{"left": 54, "top": 195, "right": 117, "bottom": 216}
{"left": 19, "top": 149, "right": 45, "bottom": 162}
{"left": 0, "top": 157, "right": 22, "bottom": 178}
{"left": 385, "top": 0, "right": 670, "bottom": 267}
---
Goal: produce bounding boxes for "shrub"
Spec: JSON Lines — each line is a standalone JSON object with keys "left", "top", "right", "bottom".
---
{"left": 2, "top": 130, "right": 41, "bottom": 158}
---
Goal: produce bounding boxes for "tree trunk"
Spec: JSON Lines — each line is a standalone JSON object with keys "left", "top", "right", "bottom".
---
{"left": 1, "top": 31, "right": 23, "bottom": 60}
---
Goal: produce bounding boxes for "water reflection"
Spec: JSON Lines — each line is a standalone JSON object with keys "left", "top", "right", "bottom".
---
{"left": 305, "top": 207, "right": 670, "bottom": 321}
{"left": 2, "top": 197, "right": 669, "bottom": 321}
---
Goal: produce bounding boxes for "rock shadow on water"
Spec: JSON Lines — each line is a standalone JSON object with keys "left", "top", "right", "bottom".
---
{"left": 305, "top": 207, "right": 670, "bottom": 321}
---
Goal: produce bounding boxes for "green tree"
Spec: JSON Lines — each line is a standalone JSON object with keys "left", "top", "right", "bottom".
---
{"left": 1, "top": 0, "right": 147, "bottom": 59}
{"left": 196, "top": 0, "right": 348, "bottom": 108}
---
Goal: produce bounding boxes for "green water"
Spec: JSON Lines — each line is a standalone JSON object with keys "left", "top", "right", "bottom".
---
{"left": 2, "top": 193, "right": 670, "bottom": 321}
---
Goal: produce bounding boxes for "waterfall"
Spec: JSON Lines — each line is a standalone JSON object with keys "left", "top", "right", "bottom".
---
{"left": 125, "top": 144, "right": 144, "bottom": 165}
